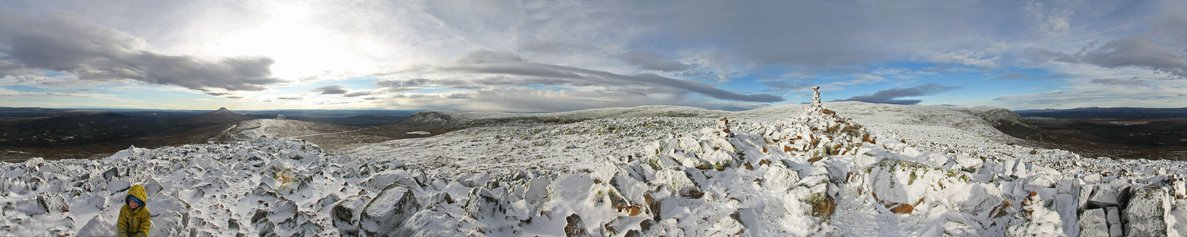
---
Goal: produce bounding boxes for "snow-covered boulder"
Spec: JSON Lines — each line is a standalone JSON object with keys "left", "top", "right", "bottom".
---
{"left": 105, "top": 179, "right": 130, "bottom": 193}
{"left": 77, "top": 215, "right": 115, "bottom": 236}
{"left": 1007, "top": 192, "right": 1065, "bottom": 237}
{"left": 654, "top": 168, "right": 695, "bottom": 194}
{"left": 363, "top": 170, "right": 421, "bottom": 192}
{"left": 12, "top": 198, "right": 45, "bottom": 216}
{"left": 102, "top": 167, "right": 120, "bottom": 180}
{"left": 331, "top": 195, "right": 370, "bottom": 235}
{"left": 36, "top": 192, "right": 69, "bottom": 213}
{"left": 1122, "top": 186, "right": 1170, "bottom": 237}
{"left": 142, "top": 178, "right": 164, "bottom": 196}
{"left": 148, "top": 192, "right": 192, "bottom": 236}
{"left": 867, "top": 158, "right": 950, "bottom": 212}
{"left": 361, "top": 184, "right": 421, "bottom": 236}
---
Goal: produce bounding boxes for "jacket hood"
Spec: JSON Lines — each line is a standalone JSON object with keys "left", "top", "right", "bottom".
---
{"left": 128, "top": 184, "right": 148, "bottom": 205}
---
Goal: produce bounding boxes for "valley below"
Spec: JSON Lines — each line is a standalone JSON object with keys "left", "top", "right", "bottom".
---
{"left": 992, "top": 109, "right": 1187, "bottom": 161}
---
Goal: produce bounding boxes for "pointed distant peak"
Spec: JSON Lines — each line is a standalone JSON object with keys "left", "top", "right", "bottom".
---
{"left": 201, "top": 106, "right": 242, "bottom": 116}
{"left": 187, "top": 106, "right": 250, "bottom": 124}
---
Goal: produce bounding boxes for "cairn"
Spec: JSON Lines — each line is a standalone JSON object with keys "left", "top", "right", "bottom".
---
{"left": 812, "top": 86, "right": 822, "bottom": 108}
{"left": 805, "top": 86, "right": 825, "bottom": 114}
{"left": 804, "top": 86, "right": 840, "bottom": 117}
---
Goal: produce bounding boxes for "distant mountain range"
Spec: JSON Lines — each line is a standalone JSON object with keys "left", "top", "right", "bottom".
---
{"left": 1016, "top": 107, "right": 1187, "bottom": 119}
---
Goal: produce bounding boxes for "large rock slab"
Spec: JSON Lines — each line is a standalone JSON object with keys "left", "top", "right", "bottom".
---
{"left": 1078, "top": 208, "right": 1108, "bottom": 237}
{"left": 1106, "top": 207, "right": 1122, "bottom": 237}
{"left": 1088, "top": 186, "right": 1119, "bottom": 208}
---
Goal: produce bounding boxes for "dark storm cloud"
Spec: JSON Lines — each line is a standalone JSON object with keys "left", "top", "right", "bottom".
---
{"left": 838, "top": 83, "right": 957, "bottom": 105}
{"left": 0, "top": 12, "right": 281, "bottom": 91}
{"left": 379, "top": 51, "right": 783, "bottom": 103}
{"left": 313, "top": 85, "right": 347, "bottom": 94}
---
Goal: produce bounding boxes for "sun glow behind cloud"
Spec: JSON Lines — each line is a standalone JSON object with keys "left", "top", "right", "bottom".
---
{"left": 190, "top": 2, "right": 384, "bottom": 81}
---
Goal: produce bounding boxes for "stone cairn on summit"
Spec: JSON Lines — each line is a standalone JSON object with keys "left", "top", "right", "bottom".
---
{"left": 752, "top": 85, "right": 875, "bottom": 162}
{"left": 810, "top": 86, "right": 823, "bottom": 111}
{"left": 805, "top": 86, "right": 835, "bottom": 116}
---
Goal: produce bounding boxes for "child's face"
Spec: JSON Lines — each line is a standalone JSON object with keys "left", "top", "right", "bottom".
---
{"left": 127, "top": 198, "right": 139, "bottom": 209}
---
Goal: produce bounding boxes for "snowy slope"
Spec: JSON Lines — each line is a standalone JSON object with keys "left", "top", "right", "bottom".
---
{"left": 3, "top": 102, "right": 1186, "bottom": 236}
{"left": 400, "top": 105, "right": 724, "bottom": 128}
{"left": 218, "top": 119, "right": 393, "bottom": 150}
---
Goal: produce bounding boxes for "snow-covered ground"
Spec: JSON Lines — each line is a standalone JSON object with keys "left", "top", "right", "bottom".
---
{"left": 2, "top": 102, "right": 1185, "bottom": 236}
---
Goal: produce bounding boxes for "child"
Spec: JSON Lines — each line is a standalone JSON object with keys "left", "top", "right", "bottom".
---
{"left": 117, "top": 184, "right": 152, "bottom": 237}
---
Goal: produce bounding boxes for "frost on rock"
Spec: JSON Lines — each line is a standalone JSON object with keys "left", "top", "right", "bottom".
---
{"left": 2, "top": 96, "right": 1186, "bottom": 236}
{"left": 1007, "top": 192, "right": 1065, "bottom": 237}
{"left": 77, "top": 214, "right": 115, "bottom": 236}
{"left": 1169, "top": 200, "right": 1187, "bottom": 237}
{"left": 361, "top": 184, "right": 421, "bottom": 236}
{"left": 1123, "top": 186, "right": 1170, "bottom": 237}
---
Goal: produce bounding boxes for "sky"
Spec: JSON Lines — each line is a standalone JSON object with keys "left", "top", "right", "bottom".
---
{"left": 1, "top": 0, "right": 1186, "bottom": 112}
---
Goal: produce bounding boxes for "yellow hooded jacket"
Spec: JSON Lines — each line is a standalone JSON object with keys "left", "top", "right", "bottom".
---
{"left": 117, "top": 184, "right": 152, "bottom": 237}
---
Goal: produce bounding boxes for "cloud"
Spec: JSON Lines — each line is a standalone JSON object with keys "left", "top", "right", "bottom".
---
{"left": 619, "top": 52, "right": 693, "bottom": 72}
{"left": 372, "top": 89, "right": 675, "bottom": 112}
{"left": 927, "top": 51, "right": 999, "bottom": 68}
{"left": 1091, "top": 78, "right": 1151, "bottom": 87}
{"left": 838, "top": 83, "right": 958, "bottom": 105}
{"left": 364, "top": 51, "right": 788, "bottom": 111}
{"left": 1038, "top": 37, "right": 1187, "bottom": 78}
{"left": 313, "top": 85, "right": 347, "bottom": 94}
{"left": 344, "top": 91, "right": 375, "bottom": 97}
{"left": 0, "top": 88, "right": 91, "bottom": 98}
{"left": 0, "top": 12, "right": 281, "bottom": 91}
{"left": 644, "top": 1, "right": 1037, "bottom": 67}
{"left": 277, "top": 96, "right": 302, "bottom": 100}
{"left": 1078, "top": 37, "right": 1187, "bottom": 78}
{"left": 205, "top": 92, "right": 231, "bottom": 96}
{"left": 994, "top": 86, "right": 1187, "bottom": 109}
{"left": 382, "top": 51, "right": 783, "bottom": 103}
{"left": 4, "top": 0, "right": 1185, "bottom": 110}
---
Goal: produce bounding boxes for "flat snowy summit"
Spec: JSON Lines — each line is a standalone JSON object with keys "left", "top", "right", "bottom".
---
{"left": 2, "top": 102, "right": 1186, "bottom": 236}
